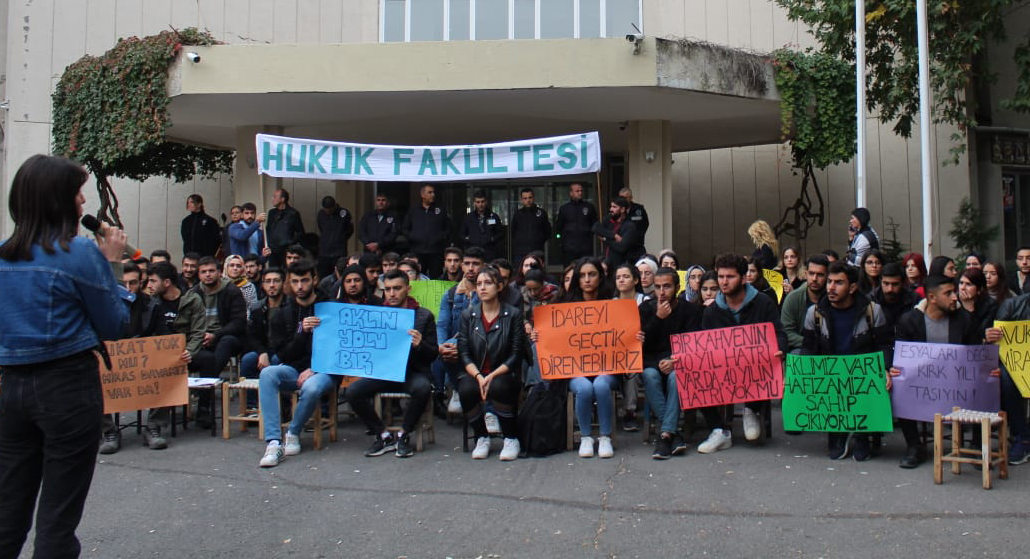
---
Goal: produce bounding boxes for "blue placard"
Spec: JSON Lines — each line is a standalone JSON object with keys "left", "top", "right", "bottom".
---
{"left": 311, "top": 302, "right": 414, "bottom": 382}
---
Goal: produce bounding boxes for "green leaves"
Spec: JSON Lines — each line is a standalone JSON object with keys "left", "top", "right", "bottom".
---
{"left": 948, "top": 196, "right": 999, "bottom": 253}
{"left": 772, "top": 48, "right": 857, "bottom": 170}
{"left": 52, "top": 28, "right": 233, "bottom": 225}
{"left": 775, "top": 0, "right": 1027, "bottom": 165}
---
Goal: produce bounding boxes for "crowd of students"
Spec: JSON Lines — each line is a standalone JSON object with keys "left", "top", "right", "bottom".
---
{"left": 109, "top": 186, "right": 1030, "bottom": 473}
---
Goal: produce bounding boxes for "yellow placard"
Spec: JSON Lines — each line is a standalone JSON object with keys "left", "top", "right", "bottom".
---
{"left": 763, "top": 269, "right": 784, "bottom": 303}
{"left": 995, "top": 320, "right": 1030, "bottom": 397}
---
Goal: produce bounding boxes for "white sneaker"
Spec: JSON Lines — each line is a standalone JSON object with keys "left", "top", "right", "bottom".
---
{"left": 700, "top": 428, "right": 733, "bottom": 455}
{"left": 260, "top": 441, "right": 284, "bottom": 467}
{"left": 484, "top": 412, "right": 501, "bottom": 434}
{"left": 579, "top": 435, "right": 595, "bottom": 458}
{"left": 499, "top": 438, "right": 520, "bottom": 461}
{"left": 697, "top": 429, "right": 732, "bottom": 454}
{"left": 447, "top": 391, "right": 462, "bottom": 414}
{"left": 472, "top": 436, "right": 491, "bottom": 459}
{"left": 597, "top": 436, "right": 614, "bottom": 459}
{"left": 284, "top": 432, "right": 302, "bottom": 456}
{"left": 743, "top": 408, "right": 761, "bottom": 441}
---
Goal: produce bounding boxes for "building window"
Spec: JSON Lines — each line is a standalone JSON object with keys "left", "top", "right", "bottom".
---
{"left": 380, "top": 0, "right": 641, "bottom": 42}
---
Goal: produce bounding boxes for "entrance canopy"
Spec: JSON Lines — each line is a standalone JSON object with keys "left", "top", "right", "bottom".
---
{"left": 166, "top": 37, "right": 782, "bottom": 153}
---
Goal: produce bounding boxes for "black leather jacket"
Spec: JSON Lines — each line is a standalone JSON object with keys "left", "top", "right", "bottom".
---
{"left": 458, "top": 302, "right": 526, "bottom": 376}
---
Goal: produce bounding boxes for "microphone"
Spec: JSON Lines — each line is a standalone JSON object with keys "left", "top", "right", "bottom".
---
{"left": 81, "top": 214, "right": 143, "bottom": 259}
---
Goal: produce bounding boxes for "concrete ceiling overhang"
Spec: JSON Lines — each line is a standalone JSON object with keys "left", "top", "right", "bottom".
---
{"left": 166, "top": 37, "right": 781, "bottom": 153}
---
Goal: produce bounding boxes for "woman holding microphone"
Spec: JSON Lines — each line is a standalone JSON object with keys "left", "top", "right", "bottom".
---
{"left": 0, "top": 155, "right": 129, "bottom": 558}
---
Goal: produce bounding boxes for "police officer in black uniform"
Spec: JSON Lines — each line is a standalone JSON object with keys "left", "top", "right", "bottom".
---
{"left": 358, "top": 193, "right": 399, "bottom": 255}
{"left": 619, "top": 187, "right": 649, "bottom": 240}
{"left": 510, "top": 187, "right": 551, "bottom": 265}
{"left": 554, "top": 182, "right": 598, "bottom": 266}
{"left": 316, "top": 195, "right": 354, "bottom": 280}
{"left": 460, "top": 189, "right": 503, "bottom": 261}
{"left": 401, "top": 184, "right": 451, "bottom": 279}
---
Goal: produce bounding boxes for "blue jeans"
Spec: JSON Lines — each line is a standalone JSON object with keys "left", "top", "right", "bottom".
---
{"left": 570, "top": 374, "right": 617, "bottom": 436}
{"left": 0, "top": 354, "right": 103, "bottom": 559}
{"left": 240, "top": 351, "right": 280, "bottom": 379}
{"left": 643, "top": 367, "right": 680, "bottom": 434}
{"left": 259, "top": 364, "right": 335, "bottom": 442}
{"left": 241, "top": 351, "right": 279, "bottom": 408}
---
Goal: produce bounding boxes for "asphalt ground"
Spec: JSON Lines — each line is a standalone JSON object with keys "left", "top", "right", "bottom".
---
{"left": 14, "top": 404, "right": 1029, "bottom": 558}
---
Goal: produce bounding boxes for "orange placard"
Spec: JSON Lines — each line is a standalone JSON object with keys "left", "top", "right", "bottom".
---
{"left": 535, "top": 299, "right": 642, "bottom": 380}
{"left": 99, "top": 334, "right": 189, "bottom": 414}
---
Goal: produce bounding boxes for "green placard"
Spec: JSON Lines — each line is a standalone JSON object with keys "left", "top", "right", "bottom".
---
{"left": 782, "top": 352, "right": 893, "bottom": 432}
{"left": 408, "top": 280, "right": 457, "bottom": 318}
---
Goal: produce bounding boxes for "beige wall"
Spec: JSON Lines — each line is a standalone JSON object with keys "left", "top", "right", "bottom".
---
{"left": 1, "top": 0, "right": 378, "bottom": 261}
{"left": 2, "top": 0, "right": 974, "bottom": 264}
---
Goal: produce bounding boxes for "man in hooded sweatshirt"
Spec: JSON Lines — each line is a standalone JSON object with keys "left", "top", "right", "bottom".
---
{"left": 695, "top": 253, "right": 787, "bottom": 455}
{"left": 846, "top": 207, "right": 880, "bottom": 267}
{"left": 190, "top": 256, "right": 247, "bottom": 397}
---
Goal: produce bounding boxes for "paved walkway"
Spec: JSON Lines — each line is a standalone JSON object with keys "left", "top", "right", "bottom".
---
{"left": 18, "top": 408, "right": 1028, "bottom": 558}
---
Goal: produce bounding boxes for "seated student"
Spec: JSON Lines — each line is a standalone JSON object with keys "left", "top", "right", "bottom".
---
{"left": 317, "top": 256, "right": 347, "bottom": 298}
{"left": 436, "top": 247, "right": 486, "bottom": 413}
{"left": 889, "top": 274, "right": 987, "bottom": 468}
{"left": 641, "top": 267, "right": 702, "bottom": 459}
{"left": 180, "top": 251, "right": 200, "bottom": 289}
{"left": 398, "top": 259, "right": 422, "bottom": 283}
{"left": 402, "top": 252, "right": 432, "bottom": 280}
{"left": 259, "top": 261, "right": 337, "bottom": 467}
{"left": 244, "top": 254, "right": 266, "bottom": 299}
{"left": 781, "top": 255, "right": 830, "bottom": 353}
{"left": 359, "top": 252, "right": 384, "bottom": 299}
{"left": 240, "top": 268, "right": 286, "bottom": 388}
{"left": 150, "top": 249, "right": 172, "bottom": 264}
{"left": 564, "top": 257, "right": 620, "bottom": 459}
{"left": 458, "top": 266, "right": 527, "bottom": 461}
{"left": 143, "top": 262, "right": 206, "bottom": 448}
{"left": 802, "top": 261, "right": 893, "bottom": 461}
{"left": 348, "top": 270, "right": 439, "bottom": 458}
{"left": 224, "top": 254, "right": 259, "bottom": 312}
{"left": 872, "top": 263, "right": 919, "bottom": 326}
{"left": 491, "top": 258, "right": 524, "bottom": 310}
{"left": 745, "top": 257, "right": 779, "bottom": 306}
{"left": 191, "top": 256, "right": 248, "bottom": 423}
{"left": 696, "top": 254, "right": 787, "bottom": 454}
{"left": 522, "top": 268, "right": 559, "bottom": 386}
{"left": 613, "top": 262, "right": 647, "bottom": 431}
{"left": 381, "top": 252, "right": 401, "bottom": 275}
{"left": 285, "top": 244, "right": 309, "bottom": 269}
{"left": 441, "top": 247, "right": 464, "bottom": 282}
{"left": 334, "top": 264, "right": 383, "bottom": 306}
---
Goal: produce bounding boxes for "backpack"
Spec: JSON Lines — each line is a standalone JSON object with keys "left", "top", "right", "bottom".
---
{"left": 517, "top": 381, "right": 568, "bottom": 457}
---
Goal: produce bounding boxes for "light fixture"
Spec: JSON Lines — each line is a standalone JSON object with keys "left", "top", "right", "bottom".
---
{"left": 644, "top": 150, "right": 656, "bottom": 163}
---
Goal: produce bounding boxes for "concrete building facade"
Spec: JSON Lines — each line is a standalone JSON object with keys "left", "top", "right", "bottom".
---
{"left": 1, "top": 0, "right": 1025, "bottom": 266}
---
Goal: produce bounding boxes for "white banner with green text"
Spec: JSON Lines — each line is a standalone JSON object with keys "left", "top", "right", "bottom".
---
{"left": 255, "top": 132, "right": 601, "bottom": 182}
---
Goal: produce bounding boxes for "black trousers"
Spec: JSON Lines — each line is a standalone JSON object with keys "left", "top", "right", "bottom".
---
{"left": 457, "top": 373, "right": 520, "bottom": 438}
{"left": 347, "top": 374, "right": 432, "bottom": 435}
{"left": 0, "top": 354, "right": 103, "bottom": 559}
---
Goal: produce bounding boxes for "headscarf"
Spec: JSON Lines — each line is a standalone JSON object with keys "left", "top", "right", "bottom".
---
{"left": 682, "top": 265, "right": 706, "bottom": 303}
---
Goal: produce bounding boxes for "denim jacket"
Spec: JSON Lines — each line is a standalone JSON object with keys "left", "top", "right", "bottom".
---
{"left": 0, "top": 236, "right": 128, "bottom": 365}
{"left": 437, "top": 282, "right": 478, "bottom": 342}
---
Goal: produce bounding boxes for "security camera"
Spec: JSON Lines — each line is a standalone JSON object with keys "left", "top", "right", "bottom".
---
{"left": 186, "top": 52, "right": 201, "bottom": 63}
{"left": 625, "top": 33, "right": 643, "bottom": 54}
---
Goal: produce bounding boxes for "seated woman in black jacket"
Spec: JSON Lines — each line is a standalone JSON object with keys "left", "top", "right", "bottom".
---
{"left": 458, "top": 266, "right": 527, "bottom": 461}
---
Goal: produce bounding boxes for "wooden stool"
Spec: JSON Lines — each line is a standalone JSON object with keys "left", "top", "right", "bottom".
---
{"left": 934, "top": 407, "right": 1009, "bottom": 490}
{"left": 221, "top": 378, "right": 262, "bottom": 439}
{"left": 566, "top": 394, "right": 617, "bottom": 450}
{"left": 374, "top": 392, "right": 435, "bottom": 451}
{"left": 282, "top": 385, "right": 339, "bottom": 450}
